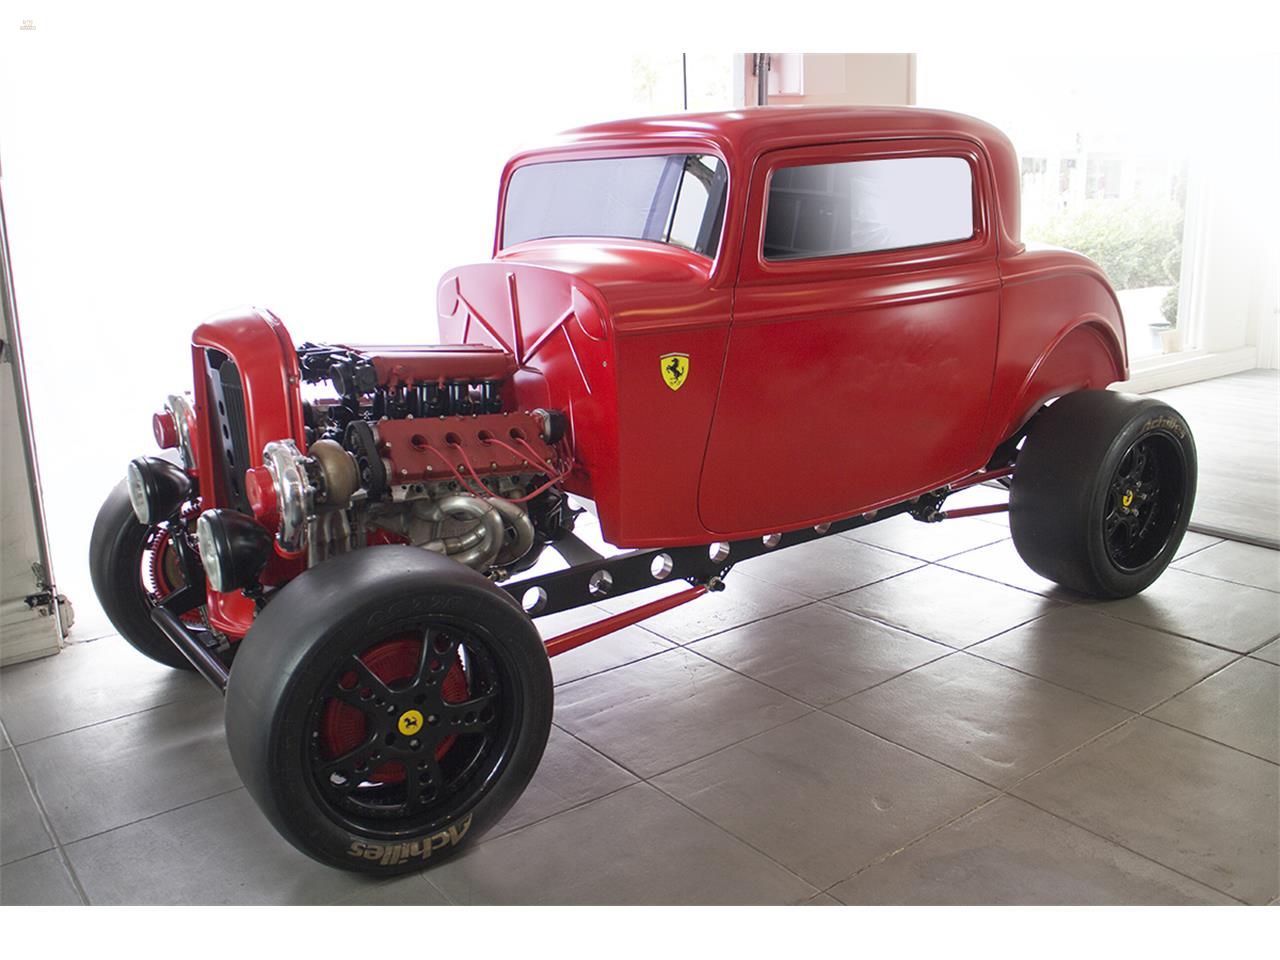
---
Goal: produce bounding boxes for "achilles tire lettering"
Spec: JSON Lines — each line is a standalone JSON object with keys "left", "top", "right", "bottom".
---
{"left": 345, "top": 813, "right": 476, "bottom": 864}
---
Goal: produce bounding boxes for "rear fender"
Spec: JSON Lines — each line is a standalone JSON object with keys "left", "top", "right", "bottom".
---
{"left": 999, "top": 318, "right": 1126, "bottom": 446}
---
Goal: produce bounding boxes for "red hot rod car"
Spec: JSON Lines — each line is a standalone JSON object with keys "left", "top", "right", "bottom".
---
{"left": 91, "top": 106, "right": 1196, "bottom": 873}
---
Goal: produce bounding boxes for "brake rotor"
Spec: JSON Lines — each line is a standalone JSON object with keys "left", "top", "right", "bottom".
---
{"left": 320, "top": 636, "right": 470, "bottom": 784}
{"left": 146, "top": 528, "right": 204, "bottom": 627}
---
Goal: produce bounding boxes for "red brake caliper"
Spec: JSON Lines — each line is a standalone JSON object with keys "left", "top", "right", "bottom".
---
{"left": 320, "top": 636, "right": 469, "bottom": 784}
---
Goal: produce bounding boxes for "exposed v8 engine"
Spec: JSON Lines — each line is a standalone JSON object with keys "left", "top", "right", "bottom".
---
{"left": 243, "top": 342, "right": 571, "bottom": 577}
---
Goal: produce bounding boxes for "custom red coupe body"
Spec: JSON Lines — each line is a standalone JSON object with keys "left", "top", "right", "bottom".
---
{"left": 443, "top": 106, "right": 1126, "bottom": 544}
{"left": 176, "top": 107, "right": 1127, "bottom": 640}
{"left": 98, "top": 107, "right": 1201, "bottom": 875}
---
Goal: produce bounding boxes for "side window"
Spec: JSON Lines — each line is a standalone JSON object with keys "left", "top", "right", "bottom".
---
{"left": 763, "top": 156, "right": 974, "bottom": 261}
{"left": 666, "top": 156, "right": 727, "bottom": 254}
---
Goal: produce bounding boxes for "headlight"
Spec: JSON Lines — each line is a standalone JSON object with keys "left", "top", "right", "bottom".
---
{"left": 195, "top": 510, "right": 273, "bottom": 593}
{"left": 126, "top": 457, "right": 192, "bottom": 525}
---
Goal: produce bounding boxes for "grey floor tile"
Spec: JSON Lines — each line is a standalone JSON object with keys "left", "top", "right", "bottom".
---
{"left": 554, "top": 647, "right": 810, "bottom": 778}
{"left": 801, "top": 892, "right": 843, "bottom": 905}
{"left": 1, "top": 750, "right": 53, "bottom": 864}
{"left": 0, "top": 851, "right": 83, "bottom": 905}
{"left": 971, "top": 606, "right": 1237, "bottom": 712}
{"left": 1172, "top": 531, "right": 1225, "bottom": 561}
{"left": 534, "top": 605, "right": 674, "bottom": 686}
{"left": 598, "top": 576, "right": 811, "bottom": 644}
{"left": 489, "top": 725, "right": 636, "bottom": 838}
{"left": 1092, "top": 568, "right": 1280, "bottom": 653}
{"left": 20, "top": 695, "right": 242, "bottom": 843}
{"left": 1, "top": 720, "right": 11, "bottom": 752}
{"left": 827, "top": 565, "right": 1062, "bottom": 649}
{"left": 692, "top": 603, "right": 949, "bottom": 706}
{"left": 941, "top": 538, "right": 1088, "bottom": 600}
{"left": 330, "top": 873, "right": 452, "bottom": 905}
{"left": 0, "top": 635, "right": 209, "bottom": 745}
{"left": 827, "top": 653, "right": 1129, "bottom": 787}
{"left": 1150, "top": 657, "right": 1280, "bottom": 762}
{"left": 1252, "top": 639, "right": 1280, "bottom": 666}
{"left": 736, "top": 537, "right": 922, "bottom": 600}
{"left": 845, "top": 514, "right": 1008, "bottom": 562}
{"left": 1174, "top": 541, "right": 1280, "bottom": 593}
{"left": 428, "top": 782, "right": 816, "bottom": 904}
{"left": 65, "top": 789, "right": 384, "bottom": 905}
{"left": 653, "top": 712, "right": 994, "bottom": 889}
{"left": 830, "top": 796, "right": 1236, "bottom": 905}
{"left": 1014, "top": 717, "right": 1280, "bottom": 904}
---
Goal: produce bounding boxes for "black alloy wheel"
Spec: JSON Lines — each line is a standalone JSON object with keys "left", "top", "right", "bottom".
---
{"left": 1103, "top": 432, "right": 1187, "bottom": 573}
{"left": 225, "top": 545, "right": 552, "bottom": 874}
{"left": 309, "top": 619, "right": 516, "bottom": 838}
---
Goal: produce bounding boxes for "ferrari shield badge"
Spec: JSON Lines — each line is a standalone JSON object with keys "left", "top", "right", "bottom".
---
{"left": 660, "top": 353, "right": 689, "bottom": 391}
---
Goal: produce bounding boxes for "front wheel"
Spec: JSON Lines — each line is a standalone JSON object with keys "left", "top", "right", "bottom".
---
{"left": 1010, "top": 390, "right": 1197, "bottom": 598}
{"left": 224, "top": 546, "right": 553, "bottom": 874}
{"left": 88, "top": 479, "right": 200, "bottom": 670}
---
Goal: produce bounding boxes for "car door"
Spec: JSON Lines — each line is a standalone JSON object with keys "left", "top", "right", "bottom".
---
{"left": 698, "top": 138, "right": 1001, "bottom": 534}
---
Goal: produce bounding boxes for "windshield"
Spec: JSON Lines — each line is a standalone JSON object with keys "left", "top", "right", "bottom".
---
{"left": 502, "top": 154, "right": 728, "bottom": 258}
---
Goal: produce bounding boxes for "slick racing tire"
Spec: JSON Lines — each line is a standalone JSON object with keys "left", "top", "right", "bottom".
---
{"left": 88, "top": 480, "right": 198, "bottom": 671}
{"left": 224, "top": 546, "right": 553, "bottom": 875}
{"left": 1010, "top": 390, "right": 1196, "bottom": 599}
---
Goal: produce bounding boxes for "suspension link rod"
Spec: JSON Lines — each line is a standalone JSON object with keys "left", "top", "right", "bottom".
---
{"left": 544, "top": 586, "right": 708, "bottom": 658}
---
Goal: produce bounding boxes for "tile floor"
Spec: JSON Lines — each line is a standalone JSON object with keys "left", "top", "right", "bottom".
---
{"left": 1, "top": 517, "right": 1277, "bottom": 905}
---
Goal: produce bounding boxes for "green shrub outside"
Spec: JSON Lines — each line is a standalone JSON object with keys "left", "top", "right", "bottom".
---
{"left": 1032, "top": 197, "right": 1183, "bottom": 290}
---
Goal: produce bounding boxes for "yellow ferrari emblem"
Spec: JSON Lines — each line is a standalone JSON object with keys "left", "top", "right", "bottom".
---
{"left": 660, "top": 353, "right": 689, "bottom": 391}
{"left": 1122, "top": 490, "right": 1134, "bottom": 508}
{"left": 397, "top": 709, "right": 424, "bottom": 736}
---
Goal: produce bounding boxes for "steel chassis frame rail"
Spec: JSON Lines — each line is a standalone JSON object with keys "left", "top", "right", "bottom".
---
{"left": 505, "top": 498, "right": 921, "bottom": 622}
{"left": 507, "top": 466, "right": 1015, "bottom": 656}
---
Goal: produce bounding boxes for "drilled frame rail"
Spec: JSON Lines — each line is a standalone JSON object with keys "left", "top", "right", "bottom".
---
{"left": 503, "top": 497, "right": 922, "bottom": 620}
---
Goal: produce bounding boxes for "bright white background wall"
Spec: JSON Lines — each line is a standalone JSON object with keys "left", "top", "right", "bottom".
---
{"left": 0, "top": 8, "right": 715, "bottom": 637}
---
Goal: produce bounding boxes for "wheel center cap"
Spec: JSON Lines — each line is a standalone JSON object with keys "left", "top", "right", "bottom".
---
{"left": 1122, "top": 489, "right": 1135, "bottom": 508}
{"left": 397, "top": 709, "right": 424, "bottom": 736}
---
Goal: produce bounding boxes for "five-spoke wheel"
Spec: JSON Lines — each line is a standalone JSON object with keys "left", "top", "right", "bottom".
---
{"left": 225, "top": 546, "right": 552, "bottom": 874}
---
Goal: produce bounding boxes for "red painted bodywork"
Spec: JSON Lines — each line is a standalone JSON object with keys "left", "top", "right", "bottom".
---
{"left": 180, "top": 107, "right": 1126, "bottom": 638}
{"left": 190, "top": 308, "right": 308, "bottom": 636}
{"left": 438, "top": 106, "right": 1126, "bottom": 545}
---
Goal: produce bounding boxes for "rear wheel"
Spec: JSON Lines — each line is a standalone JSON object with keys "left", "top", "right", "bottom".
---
{"left": 88, "top": 480, "right": 200, "bottom": 670}
{"left": 224, "top": 546, "right": 552, "bottom": 874}
{"left": 1010, "top": 390, "right": 1196, "bottom": 598}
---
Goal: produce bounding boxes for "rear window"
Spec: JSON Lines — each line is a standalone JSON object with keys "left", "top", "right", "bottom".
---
{"left": 502, "top": 154, "right": 728, "bottom": 258}
{"left": 763, "top": 156, "right": 975, "bottom": 261}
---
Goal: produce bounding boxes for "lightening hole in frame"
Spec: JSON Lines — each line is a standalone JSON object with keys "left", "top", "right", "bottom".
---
{"left": 650, "top": 553, "right": 674, "bottom": 580}
{"left": 521, "top": 586, "right": 547, "bottom": 615}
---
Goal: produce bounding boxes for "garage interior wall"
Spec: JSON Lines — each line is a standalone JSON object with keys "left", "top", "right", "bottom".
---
{"left": 737, "top": 53, "right": 915, "bottom": 107}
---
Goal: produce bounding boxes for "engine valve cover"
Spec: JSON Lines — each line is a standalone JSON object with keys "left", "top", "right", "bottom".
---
{"left": 378, "top": 412, "right": 558, "bottom": 485}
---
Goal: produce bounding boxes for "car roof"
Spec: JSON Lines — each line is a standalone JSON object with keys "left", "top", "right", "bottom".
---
{"left": 561, "top": 105, "right": 1007, "bottom": 153}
